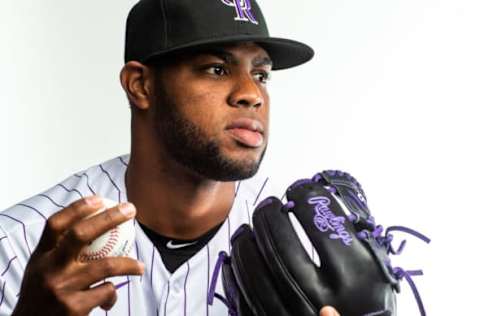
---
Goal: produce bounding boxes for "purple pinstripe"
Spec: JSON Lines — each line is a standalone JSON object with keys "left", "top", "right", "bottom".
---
{"left": 127, "top": 275, "right": 131, "bottom": 316}
{"left": 234, "top": 181, "right": 242, "bottom": 197}
{"left": 56, "top": 183, "right": 84, "bottom": 199}
{"left": 37, "top": 194, "right": 65, "bottom": 208}
{"left": 184, "top": 261, "right": 190, "bottom": 316}
{"left": 253, "top": 177, "right": 269, "bottom": 206}
{"left": 135, "top": 241, "right": 142, "bottom": 283}
{"left": 118, "top": 156, "right": 128, "bottom": 167}
{"left": 114, "top": 280, "right": 130, "bottom": 289}
{"left": 1, "top": 256, "right": 17, "bottom": 277}
{"left": 150, "top": 245, "right": 155, "bottom": 286}
{"left": 16, "top": 203, "right": 47, "bottom": 221}
{"left": 74, "top": 173, "right": 96, "bottom": 195}
{"left": 0, "top": 281, "right": 6, "bottom": 307}
{"left": 99, "top": 164, "right": 122, "bottom": 202}
{"left": 164, "top": 281, "right": 170, "bottom": 316}
{"left": 0, "top": 214, "right": 31, "bottom": 255}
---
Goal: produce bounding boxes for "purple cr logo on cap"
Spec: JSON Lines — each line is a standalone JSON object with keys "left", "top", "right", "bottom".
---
{"left": 221, "top": 0, "right": 258, "bottom": 25}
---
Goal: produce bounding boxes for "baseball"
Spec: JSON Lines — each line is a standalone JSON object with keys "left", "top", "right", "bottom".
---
{"left": 79, "top": 198, "right": 135, "bottom": 261}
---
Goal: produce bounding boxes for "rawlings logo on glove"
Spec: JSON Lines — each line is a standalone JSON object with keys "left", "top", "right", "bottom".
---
{"left": 308, "top": 196, "right": 353, "bottom": 246}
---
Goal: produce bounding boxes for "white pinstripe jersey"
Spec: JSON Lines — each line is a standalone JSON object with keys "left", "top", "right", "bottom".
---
{"left": 0, "top": 155, "right": 317, "bottom": 316}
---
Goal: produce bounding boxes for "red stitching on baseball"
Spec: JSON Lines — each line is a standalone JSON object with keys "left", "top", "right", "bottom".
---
{"left": 80, "top": 226, "right": 123, "bottom": 261}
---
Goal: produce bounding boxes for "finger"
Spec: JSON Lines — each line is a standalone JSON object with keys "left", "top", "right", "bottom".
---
{"left": 36, "top": 196, "right": 104, "bottom": 253}
{"left": 97, "top": 282, "right": 118, "bottom": 311}
{"left": 56, "top": 202, "right": 136, "bottom": 262}
{"left": 65, "top": 257, "right": 144, "bottom": 290}
{"left": 319, "top": 306, "right": 340, "bottom": 316}
{"left": 82, "top": 282, "right": 118, "bottom": 313}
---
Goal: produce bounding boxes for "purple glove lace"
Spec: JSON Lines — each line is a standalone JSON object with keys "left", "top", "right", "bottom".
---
{"left": 208, "top": 251, "right": 238, "bottom": 316}
{"left": 353, "top": 215, "right": 431, "bottom": 316}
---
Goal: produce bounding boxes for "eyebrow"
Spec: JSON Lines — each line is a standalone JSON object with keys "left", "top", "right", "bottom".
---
{"left": 194, "top": 48, "right": 273, "bottom": 68}
{"left": 252, "top": 56, "right": 273, "bottom": 68}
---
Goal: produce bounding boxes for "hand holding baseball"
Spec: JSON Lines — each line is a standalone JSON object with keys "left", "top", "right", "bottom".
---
{"left": 12, "top": 196, "right": 144, "bottom": 316}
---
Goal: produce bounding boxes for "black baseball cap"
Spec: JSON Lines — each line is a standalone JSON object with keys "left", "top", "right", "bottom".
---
{"left": 125, "top": 0, "right": 314, "bottom": 70}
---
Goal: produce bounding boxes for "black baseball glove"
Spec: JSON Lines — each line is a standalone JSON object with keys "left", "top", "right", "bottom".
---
{"left": 208, "top": 170, "right": 429, "bottom": 316}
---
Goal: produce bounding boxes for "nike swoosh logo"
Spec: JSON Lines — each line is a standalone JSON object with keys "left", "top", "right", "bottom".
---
{"left": 166, "top": 240, "right": 197, "bottom": 249}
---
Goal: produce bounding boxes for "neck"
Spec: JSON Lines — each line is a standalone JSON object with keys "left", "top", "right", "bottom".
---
{"left": 126, "top": 144, "right": 235, "bottom": 240}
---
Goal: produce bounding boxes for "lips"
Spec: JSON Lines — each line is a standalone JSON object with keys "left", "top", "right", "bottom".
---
{"left": 226, "top": 118, "right": 265, "bottom": 148}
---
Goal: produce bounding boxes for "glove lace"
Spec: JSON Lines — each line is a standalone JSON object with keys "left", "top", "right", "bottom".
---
{"left": 207, "top": 251, "right": 238, "bottom": 316}
{"left": 355, "top": 216, "right": 431, "bottom": 316}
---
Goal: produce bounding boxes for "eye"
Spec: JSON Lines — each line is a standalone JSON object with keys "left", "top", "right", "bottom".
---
{"left": 205, "top": 65, "right": 228, "bottom": 76}
{"left": 253, "top": 71, "right": 271, "bottom": 84}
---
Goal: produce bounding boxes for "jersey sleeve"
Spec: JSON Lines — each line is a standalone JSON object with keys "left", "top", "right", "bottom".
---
{"left": 0, "top": 224, "right": 25, "bottom": 315}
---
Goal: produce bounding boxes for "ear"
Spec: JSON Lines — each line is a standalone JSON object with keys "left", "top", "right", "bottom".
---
{"left": 120, "top": 61, "right": 154, "bottom": 110}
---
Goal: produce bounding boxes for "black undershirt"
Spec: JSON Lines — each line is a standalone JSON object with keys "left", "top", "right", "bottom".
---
{"left": 139, "top": 221, "right": 224, "bottom": 273}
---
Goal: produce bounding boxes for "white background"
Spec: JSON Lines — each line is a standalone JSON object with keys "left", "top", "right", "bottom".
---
{"left": 1, "top": 0, "right": 479, "bottom": 315}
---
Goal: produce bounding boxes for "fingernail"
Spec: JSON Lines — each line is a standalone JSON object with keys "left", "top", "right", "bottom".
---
{"left": 118, "top": 202, "right": 136, "bottom": 217}
{"left": 85, "top": 196, "right": 102, "bottom": 206}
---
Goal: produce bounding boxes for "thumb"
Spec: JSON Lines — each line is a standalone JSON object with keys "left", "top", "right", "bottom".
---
{"left": 319, "top": 306, "right": 340, "bottom": 316}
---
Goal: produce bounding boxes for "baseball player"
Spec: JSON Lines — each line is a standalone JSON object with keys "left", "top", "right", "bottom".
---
{"left": 0, "top": 0, "right": 341, "bottom": 315}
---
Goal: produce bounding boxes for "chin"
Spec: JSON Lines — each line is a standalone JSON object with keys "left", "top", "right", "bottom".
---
{"left": 211, "top": 161, "right": 261, "bottom": 181}
{"left": 211, "top": 148, "right": 266, "bottom": 181}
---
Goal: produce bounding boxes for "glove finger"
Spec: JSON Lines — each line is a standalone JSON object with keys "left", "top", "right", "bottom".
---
{"left": 252, "top": 196, "right": 329, "bottom": 316}
{"left": 230, "top": 224, "right": 292, "bottom": 316}
{"left": 222, "top": 259, "right": 254, "bottom": 316}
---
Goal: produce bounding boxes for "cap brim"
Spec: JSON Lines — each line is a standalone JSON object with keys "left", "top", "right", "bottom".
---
{"left": 253, "top": 37, "right": 315, "bottom": 70}
{"left": 142, "top": 35, "right": 314, "bottom": 70}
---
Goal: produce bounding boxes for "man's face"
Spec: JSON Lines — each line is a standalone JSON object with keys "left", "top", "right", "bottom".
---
{"left": 152, "top": 42, "right": 271, "bottom": 181}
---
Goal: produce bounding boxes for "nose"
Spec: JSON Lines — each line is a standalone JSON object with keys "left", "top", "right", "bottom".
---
{"left": 227, "top": 75, "right": 264, "bottom": 109}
